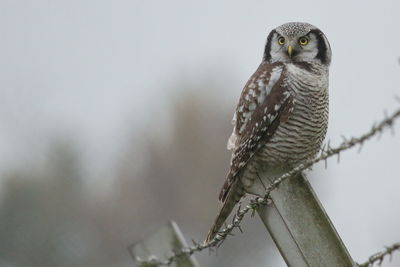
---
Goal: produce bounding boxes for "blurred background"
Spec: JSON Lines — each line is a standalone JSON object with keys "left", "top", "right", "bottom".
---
{"left": 1, "top": 0, "right": 400, "bottom": 266}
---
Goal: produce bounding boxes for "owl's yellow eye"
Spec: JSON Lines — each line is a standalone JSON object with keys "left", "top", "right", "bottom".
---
{"left": 298, "top": 37, "right": 309, "bottom": 46}
{"left": 278, "top": 37, "right": 285, "bottom": 45}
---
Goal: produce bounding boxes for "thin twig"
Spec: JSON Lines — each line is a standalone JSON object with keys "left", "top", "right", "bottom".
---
{"left": 136, "top": 106, "right": 400, "bottom": 266}
{"left": 358, "top": 242, "right": 400, "bottom": 267}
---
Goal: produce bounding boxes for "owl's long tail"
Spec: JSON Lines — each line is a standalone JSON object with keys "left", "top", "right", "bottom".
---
{"left": 205, "top": 182, "right": 243, "bottom": 243}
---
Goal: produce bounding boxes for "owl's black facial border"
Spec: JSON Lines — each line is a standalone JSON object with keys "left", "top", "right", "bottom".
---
{"left": 263, "top": 29, "right": 276, "bottom": 62}
{"left": 308, "top": 29, "right": 330, "bottom": 65}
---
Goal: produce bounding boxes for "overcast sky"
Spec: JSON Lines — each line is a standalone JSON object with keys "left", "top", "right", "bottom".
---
{"left": 1, "top": 0, "right": 400, "bottom": 266}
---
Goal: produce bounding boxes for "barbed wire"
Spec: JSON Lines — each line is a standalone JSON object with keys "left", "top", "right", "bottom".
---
{"left": 358, "top": 242, "right": 400, "bottom": 267}
{"left": 136, "top": 105, "right": 400, "bottom": 266}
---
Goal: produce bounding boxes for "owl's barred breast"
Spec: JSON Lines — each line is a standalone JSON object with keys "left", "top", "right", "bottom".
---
{"left": 241, "top": 63, "right": 329, "bottom": 188}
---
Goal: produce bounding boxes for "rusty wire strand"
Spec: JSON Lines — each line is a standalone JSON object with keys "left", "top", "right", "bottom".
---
{"left": 358, "top": 242, "right": 400, "bottom": 267}
{"left": 136, "top": 106, "right": 400, "bottom": 266}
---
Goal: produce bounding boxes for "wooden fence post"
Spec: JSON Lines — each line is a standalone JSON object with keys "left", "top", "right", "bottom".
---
{"left": 256, "top": 172, "right": 356, "bottom": 267}
{"left": 128, "top": 221, "right": 198, "bottom": 267}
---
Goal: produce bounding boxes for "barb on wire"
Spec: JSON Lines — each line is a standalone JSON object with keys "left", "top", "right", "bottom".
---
{"left": 358, "top": 242, "right": 400, "bottom": 267}
{"left": 137, "top": 106, "right": 400, "bottom": 266}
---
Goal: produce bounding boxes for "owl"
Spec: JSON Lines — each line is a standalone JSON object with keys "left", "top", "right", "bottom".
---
{"left": 206, "top": 22, "right": 332, "bottom": 242}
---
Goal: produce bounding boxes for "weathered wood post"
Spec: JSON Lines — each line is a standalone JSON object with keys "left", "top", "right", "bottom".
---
{"left": 256, "top": 171, "right": 356, "bottom": 267}
{"left": 128, "top": 221, "right": 198, "bottom": 267}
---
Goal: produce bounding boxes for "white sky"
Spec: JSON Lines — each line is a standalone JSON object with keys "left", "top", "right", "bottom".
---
{"left": 1, "top": 0, "right": 400, "bottom": 266}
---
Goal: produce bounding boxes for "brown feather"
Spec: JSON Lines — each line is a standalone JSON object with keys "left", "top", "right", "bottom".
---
{"left": 218, "top": 62, "right": 292, "bottom": 203}
{"left": 207, "top": 62, "right": 294, "bottom": 240}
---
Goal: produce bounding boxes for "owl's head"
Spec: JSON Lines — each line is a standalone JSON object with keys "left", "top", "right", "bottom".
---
{"left": 264, "top": 22, "right": 331, "bottom": 66}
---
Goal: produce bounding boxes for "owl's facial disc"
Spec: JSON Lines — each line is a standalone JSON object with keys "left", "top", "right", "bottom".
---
{"left": 263, "top": 22, "right": 331, "bottom": 66}
{"left": 269, "top": 33, "right": 319, "bottom": 63}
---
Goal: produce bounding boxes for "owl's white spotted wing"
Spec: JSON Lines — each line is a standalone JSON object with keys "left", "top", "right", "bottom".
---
{"left": 219, "top": 62, "right": 293, "bottom": 201}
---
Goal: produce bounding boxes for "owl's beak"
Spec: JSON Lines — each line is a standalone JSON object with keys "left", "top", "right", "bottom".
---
{"left": 287, "top": 45, "right": 293, "bottom": 58}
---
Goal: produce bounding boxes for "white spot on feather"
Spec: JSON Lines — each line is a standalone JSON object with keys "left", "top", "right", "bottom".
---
{"left": 249, "top": 82, "right": 256, "bottom": 89}
{"left": 260, "top": 71, "right": 267, "bottom": 78}
{"left": 257, "top": 93, "right": 266, "bottom": 104}
{"left": 265, "top": 66, "right": 283, "bottom": 95}
{"left": 248, "top": 102, "right": 256, "bottom": 111}
{"left": 227, "top": 132, "right": 237, "bottom": 150}
{"left": 243, "top": 111, "right": 251, "bottom": 118}
{"left": 231, "top": 112, "right": 237, "bottom": 125}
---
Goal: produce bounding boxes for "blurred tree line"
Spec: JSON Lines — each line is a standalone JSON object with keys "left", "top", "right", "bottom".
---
{"left": 0, "top": 79, "right": 278, "bottom": 267}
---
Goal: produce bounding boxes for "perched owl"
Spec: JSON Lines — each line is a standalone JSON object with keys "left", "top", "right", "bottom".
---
{"left": 206, "top": 22, "right": 331, "bottom": 242}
